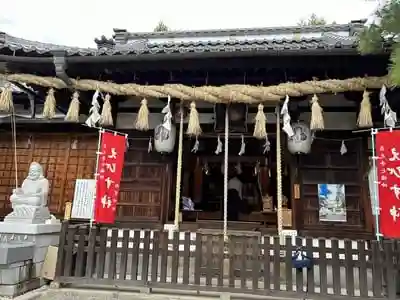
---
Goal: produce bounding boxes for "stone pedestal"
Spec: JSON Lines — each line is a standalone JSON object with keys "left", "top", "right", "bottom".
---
{"left": 0, "top": 222, "right": 61, "bottom": 298}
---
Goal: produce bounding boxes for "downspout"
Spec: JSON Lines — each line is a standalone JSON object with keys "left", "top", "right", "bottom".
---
{"left": 51, "top": 50, "right": 73, "bottom": 87}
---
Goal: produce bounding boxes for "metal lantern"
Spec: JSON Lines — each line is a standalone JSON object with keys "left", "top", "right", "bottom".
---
{"left": 154, "top": 124, "right": 176, "bottom": 153}
{"left": 287, "top": 122, "right": 312, "bottom": 154}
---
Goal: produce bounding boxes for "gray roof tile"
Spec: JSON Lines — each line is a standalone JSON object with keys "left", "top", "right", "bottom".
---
{"left": 0, "top": 23, "right": 361, "bottom": 58}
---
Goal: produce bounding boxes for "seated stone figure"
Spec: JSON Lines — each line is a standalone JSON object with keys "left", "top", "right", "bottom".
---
{"left": 4, "top": 162, "right": 51, "bottom": 224}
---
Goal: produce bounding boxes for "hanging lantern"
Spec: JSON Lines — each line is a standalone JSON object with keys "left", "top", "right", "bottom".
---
{"left": 287, "top": 122, "right": 312, "bottom": 154}
{"left": 154, "top": 124, "right": 176, "bottom": 153}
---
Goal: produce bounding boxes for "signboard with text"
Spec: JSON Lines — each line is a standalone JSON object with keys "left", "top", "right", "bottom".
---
{"left": 376, "top": 129, "right": 400, "bottom": 238}
{"left": 94, "top": 131, "right": 126, "bottom": 224}
{"left": 71, "top": 179, "right": 96, "bottom": 219}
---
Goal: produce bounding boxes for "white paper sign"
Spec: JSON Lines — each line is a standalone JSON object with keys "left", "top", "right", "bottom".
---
{"left": 71, "top": 179, "right": 96, "bottom": 219}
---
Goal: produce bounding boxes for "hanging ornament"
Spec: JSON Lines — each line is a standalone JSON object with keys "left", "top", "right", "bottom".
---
{"left": 99, "top": 94, "right": 113, "bottom": 126}
{"left": 186, "top": 101, "right": 202, "bottom": 137}
{"left": 263, "top": 135, "right": 271, "bottom": 154}
{"left": 71, "top": 139, "right": 78, "bottom": 150}
{"left": 148, "top": 137, "right": 153, "bottom": 153}
{"left": 154, "top": 95, "right": 176, "bottom": 153}
{"left": 191, "top": 136, "right": 199, "bottom": 153}
{"left": 25, "top": 135, "right": 32, "bottom": 149}
{"left": 379, "top": 85, "right": 397, "bottom": 128}
{"left": 203, "top": 162, "right": 210, "bottom": 175}
{"left": 135, "top": 98, "right": 150, "bottom": 131}
{"left": 238, "top": 135, "right": 246, "bottom": 156}
{"left": 254, "top": 161, "right": 260, "bottom": 176}
{"left": 85, "top": 90, "right": 101, "bottom": 127}
{"left": 357, "top": 90, "right": 373, "bottom": 128}
{"left": 0, "top": 84, "right": 13, "bottom": 113}
{"left": 125, "top": 138, "right": 130, "bottom": 152}
{"left": 65, "top": 91, "right": 80, "bottom": 123}
{"left": 235, "top": 162, "right": 242, "bottom": 174}
{"left": 310, "top": 94, "right": 324, "bottom": 130}
{"left": 253, "top": 103, "right": 267, "bottom": 139}
{"left": 215, "top": 135, "right": 223, "bottom": 155}
{"left": 162, "top": 95, "right": 172, "bottom": 131}
{"left": 311, "top": 131, "right": 316, "bottom": 144}
{"left": 340, "top": 140, "right": 347, "bottom": 155}
{"left": 287, "top": 122, "right": 312, "bottom": 154}
{"left": 42, "top": 88, "right": 56, "bottom": 119}
{"left": 281, "top": 95, "right": 294, "bottom": 137}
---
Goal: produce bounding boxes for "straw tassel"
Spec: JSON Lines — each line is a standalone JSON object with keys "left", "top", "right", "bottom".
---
{"left": 357, "top": 90, "right": 373, "bottom": 128}
{"left": 42, "top": 88, "right": 56, "bottom": 119}
{"left": 186, "top": 101, "right": 202, "bottom": 136}
{"left": 135, "top": 98, "right": 149, "bottom": 131}
{"left": 310, "top": 94, "right": 324, "bottom": 130}
{"left": 253, "top": 103, "right": 267, "bottom": 139}
{"left": 99, "top": 93, "right": 113, "bottom": 126}
{"left": 65, "top": 91, "right": 80, "bottom": 122}
{"left": 0, "top": 85, "right": 13, "bottom": 112}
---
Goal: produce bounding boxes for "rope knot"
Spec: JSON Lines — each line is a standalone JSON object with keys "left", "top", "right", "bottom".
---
{"left": 141, "top": 98, "right": 148, "bottom": 106}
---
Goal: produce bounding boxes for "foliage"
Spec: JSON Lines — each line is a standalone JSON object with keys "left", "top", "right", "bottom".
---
{"left": 154, "top": 21, "right": 169, "bottom": 32}
{"left": 297, "top": 13, "right": 333, "bottom": 26}
{"left": 359, "top": 0, "right": 400, "bottom": 85}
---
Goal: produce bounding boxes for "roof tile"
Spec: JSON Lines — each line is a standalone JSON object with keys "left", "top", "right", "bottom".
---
{"left": 0, "top": 23, "right": 361, "bottom": 57}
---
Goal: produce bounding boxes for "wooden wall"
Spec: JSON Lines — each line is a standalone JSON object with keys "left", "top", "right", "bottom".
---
{"left": 296, "top": 137, "right": 372, "bottom": 239}
{"left": 0, "top": 133, "right": 98, "bottom": 218}
{"left": 0, "top": 132, "right": 172, "bottom": 224}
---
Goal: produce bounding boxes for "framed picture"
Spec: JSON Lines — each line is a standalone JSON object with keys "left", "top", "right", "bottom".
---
{"left": 318, "top": 184, "right": 346, "bottom": 222}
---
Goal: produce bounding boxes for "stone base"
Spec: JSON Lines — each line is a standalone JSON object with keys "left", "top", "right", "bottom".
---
{"left": 0, "top": 222, "right": 61, "bottom": 298}
{"left": 0, "top": 278, "right": 42, "bottom": 298}
{"left": 4, "top": 205, "right": 51, "bottom": 224}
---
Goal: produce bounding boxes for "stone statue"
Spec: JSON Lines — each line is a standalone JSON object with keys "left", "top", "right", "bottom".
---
{"left": 4, "top": 162, "right": 51, "bottom": 224}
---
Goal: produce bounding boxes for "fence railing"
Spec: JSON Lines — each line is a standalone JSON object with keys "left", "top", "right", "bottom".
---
{"left": 55, "top": 221, "right": 400, "bottom": 299}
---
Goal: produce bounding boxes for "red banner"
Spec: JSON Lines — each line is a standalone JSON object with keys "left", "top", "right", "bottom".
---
{"left": 94, "top": 131, "right": 126, "bottom": 224}
{"left": 376, "top": 130, "right": 400, "bottom": 238}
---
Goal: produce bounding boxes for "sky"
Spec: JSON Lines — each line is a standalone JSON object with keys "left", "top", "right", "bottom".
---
{"left": 0, "top": 0, "right": 379, "bottom": 48}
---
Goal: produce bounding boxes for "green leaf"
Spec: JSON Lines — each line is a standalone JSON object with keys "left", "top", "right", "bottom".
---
{"left": 389, "top": 45, "right": 400, "bottom": 86}
{"left": 358, "top": 25, "right": 384, "bottom": 54}
{"left": 379, "top": 0, "right": 400, "bottom": 35}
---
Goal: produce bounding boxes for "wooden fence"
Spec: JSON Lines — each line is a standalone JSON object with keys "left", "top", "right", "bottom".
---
{"left": 55, "top": 222, "right": 400, "bottom": 299}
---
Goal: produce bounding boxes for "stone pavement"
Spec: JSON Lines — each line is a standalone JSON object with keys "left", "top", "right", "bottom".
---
{"left": 12, "top": 287, "right": 298, "bottom": 300}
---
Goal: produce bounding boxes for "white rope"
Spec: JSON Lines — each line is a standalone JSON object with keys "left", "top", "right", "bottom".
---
{"left": 276, "top": 106, "right": 283, "bottom": 240}
{"left": 11, "top": 108, "right": 18, "bottom": 189}
{"left": 223, "top": 106, "right": 229, "bottom": 241}
{"left": 174, "top": 104, "right": 184, "bottom": 230}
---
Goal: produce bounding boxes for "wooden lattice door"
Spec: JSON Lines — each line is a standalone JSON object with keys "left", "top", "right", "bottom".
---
{"left": 298, "top": 138, "right": 368, "bottom": 237}
{"left": 117, "top": 139, "right": 170, "bottom": 222}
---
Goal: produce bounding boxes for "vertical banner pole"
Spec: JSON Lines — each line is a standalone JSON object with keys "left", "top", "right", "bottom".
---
{"left": 174, "top": 103, "right": 184, "bottom": 230}
{"left": 91, "top": 128, "right": 103, "bottom": 228}
{"left": 276, "top": 106, "right": 283, "bottom": 240}
{"left": 371, "top": 128, "right": 381, "bottom": 241}
{"left": 223, "top": 106, "right": 229, "bottom": 241}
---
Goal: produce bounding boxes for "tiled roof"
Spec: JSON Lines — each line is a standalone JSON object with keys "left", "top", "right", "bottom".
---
{"left": 0, "top": 23, "right": 363, "bottom": 58}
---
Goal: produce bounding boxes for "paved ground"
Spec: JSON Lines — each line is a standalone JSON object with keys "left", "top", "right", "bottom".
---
{"left": 12, "top": 288, "right": 213, "bottom": 300}
{"left": 12, "top": 287, "right": 299, "bottom": 300}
